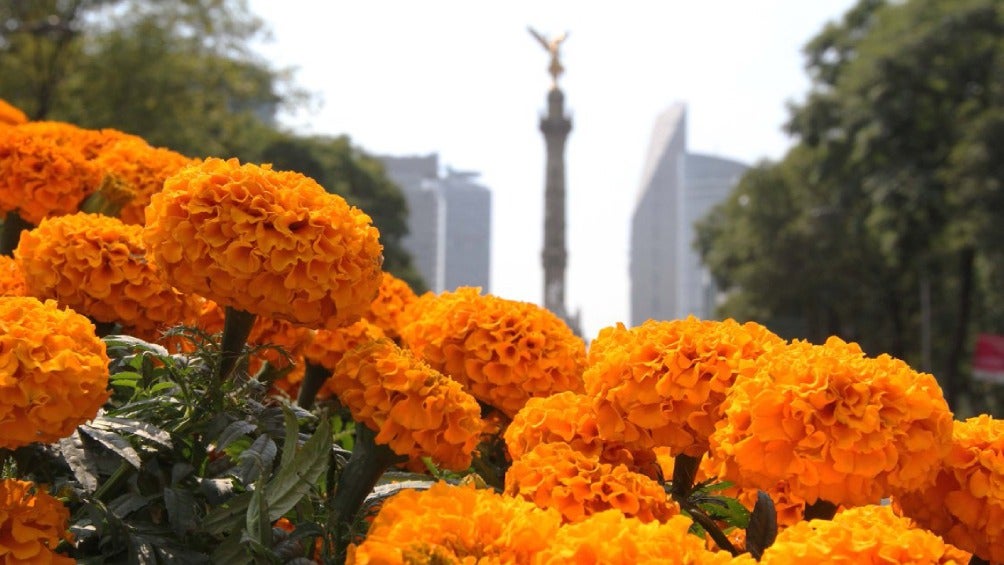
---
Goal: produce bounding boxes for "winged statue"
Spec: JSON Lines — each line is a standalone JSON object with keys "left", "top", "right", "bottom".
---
{"left": 528, "top": 26, "right": 569, "bottom": 88}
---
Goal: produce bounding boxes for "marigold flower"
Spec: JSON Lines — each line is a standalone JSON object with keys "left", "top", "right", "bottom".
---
{"left": 15, "top": 212, "right": 200, "bottom": 338}
{"left": 894, "top": 415, "right": 1004, "bottom": 563}
{"left": 332, "top": 339, "right": 484, "bottom": 470}
{"left": 535, "top": 510, "right": 742, "bottom": 565}
{"left": 364, "top": 272, "right": 418, "bottom": 340}
{"left": 348, "top": 482, "right": 562, "bottom": 565}
{"left": 709, "top": 336, "right": 954, "bottom": 507}
{"left": 0, "top": 297, "right": 110, "bottom": 447}
{"left": 18, "top": 121, "right": 143, "bottom": 160}
{"left": 0, "top": 99, "right": 27, "bottom": 126}
{"left": 505, "top": 391, "right": 658, "bottom": 474}
{"left": 144, "top": 157, "right": 384, "bottom": 330}
{"left": 0, "top": 257, "right": 27, "bottom": 297}
{"left": 400, "top": 287, "right": 586, "bottom": 417}
{"left": 760, "top": 504, "right": 970, "bottom": 564}
{"left": 585, "top": 317, "right": 784, "bottom": 457}
{"left": 504, "top": 442, "right": 678, "bottom": 524}
{"left": 0, "top": 128, "right": 103, "bottom": 224}
{"left": 93, "top": 138, "right": 196, "bottom": 225}
{"left": 0, "top": 479, "right": 74, "bottom": 565}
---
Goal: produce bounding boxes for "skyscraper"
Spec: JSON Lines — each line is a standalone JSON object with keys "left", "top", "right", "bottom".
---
{"left": 630, "top": 103, "right": 747, "bottom": 325}
{"left": 379, "top": 154, "right": 491, "bottom": 293}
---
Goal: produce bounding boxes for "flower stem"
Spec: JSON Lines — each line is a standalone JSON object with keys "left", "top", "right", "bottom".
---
{"left": 331, "top": 424, "right": 404, "bottom": 537}
{"left": 803, "top": 498, "right": 838, "bottom": 520}
{"left": 0, "top": 211, "right": 31, "bottom": 257}
{"left": 217, "top": 307, "right": 256, "bottom": 393}
{"left": 297, "top": 361, "right": 330, "bottom": 410}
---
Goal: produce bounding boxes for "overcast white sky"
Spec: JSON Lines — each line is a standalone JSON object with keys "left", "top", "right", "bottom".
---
{"left": 248, "top": 0, "right": 857, "bottom": 340}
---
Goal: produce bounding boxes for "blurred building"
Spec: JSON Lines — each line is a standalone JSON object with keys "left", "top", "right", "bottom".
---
{"left": 378, "top": 154, "right": 491, "bottom": 293}
{"left": 630, "top": 103, "right": 747, "bottom": 325}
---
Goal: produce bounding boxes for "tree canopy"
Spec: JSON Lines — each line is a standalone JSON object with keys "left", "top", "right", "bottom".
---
{"left": 697, "top": 0, "right": 1004, "bottom": 413}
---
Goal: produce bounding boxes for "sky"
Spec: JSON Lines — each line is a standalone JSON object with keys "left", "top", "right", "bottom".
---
{"left": 248, "top": 0, "right": 858, "bottom": 340}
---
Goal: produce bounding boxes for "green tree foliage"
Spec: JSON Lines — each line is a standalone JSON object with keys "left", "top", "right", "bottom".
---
{"left": 697, "top": 0, "right": 1004, "bottom": 413}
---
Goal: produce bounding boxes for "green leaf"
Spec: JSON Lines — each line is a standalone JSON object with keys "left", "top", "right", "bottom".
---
{"left": 211, "top": 530, "right": 248, "bottom": 563}
{"left": 214, "top": 419, "right": 258, "bottom": 453}
{"left": 163, "top": 487, "right": 198, "bottom": 536}
{"left": 202, "top": 491, "right": 252, "bottom": 536}
{"left": 746, "top": 490, "right": 778, "bottom": 560}
{"left": 265, "top": 411, "right": 330, "bottom": 521}
{"left": 279, "top": 408, "right": 299, "bottom": 470}
{"left": 79, "top": 424, "right": 142, "bottom": 468}
{"left": 57, "top": 430, "right": 101, "bottom": 492}
{"left": 91, "top": 416, "right": 173, "bottom": 449}
{"left": 695, "top": 494, "right": 750, "bottom": 529}
{"left": 236, "top": 434, "right": 277, "bottom": 485}
{"left": 245, "top": 481, "right": 272, "bottom": 549}
{"left": 108, "top": 493, "right": 153, "bottom": 519}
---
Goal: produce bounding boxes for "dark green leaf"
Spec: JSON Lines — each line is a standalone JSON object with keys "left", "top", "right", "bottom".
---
{"left": 108, "top": 493, "right": 153, "bottom": 519}
{"left": 211, "top": 530, "right": 248, "bottom": 563}
{"left": 696, "top": 495, "right": 750, "bottom": 529}
{"left": 265, "top": 411, "right": 330, "bottom": 521}
{"left": 91, "top": 416, "right": 173, "bottom": 449}
{"left": 236, "top": 434, "right": 277, "bottom": 484}
{"left": 57, "top": 430, "right": 101, "bottom": 492}
{"left": 79, "top": 424, "right": 142, "bottom": 468}
{"left": 163, "top": 487, "right": 198, "bottom": 536}
{"left": 198, "top": 477, "right": 236, "bottom": 505}
{"left": 202, "top": 491, "right": 252, "bottom": 535}
{"left": 245, "top": 482, "right": 272, "bottom": 549}
{"left": 213, "top": 419, "right": 258, "bottom": 452}
{"left": 746, "top": 490, "right": 778, "bottom": 560}
{"left": 279, "top": 408, "right": 299, "bottom": 470}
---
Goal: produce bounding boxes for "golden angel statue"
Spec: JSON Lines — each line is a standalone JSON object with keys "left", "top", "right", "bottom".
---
{"left": 528, "top": 26, "right": 569, "bottom": 88}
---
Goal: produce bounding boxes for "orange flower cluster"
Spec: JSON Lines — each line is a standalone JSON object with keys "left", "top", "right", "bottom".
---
{"left": 585, "top": 317, "right": 784, "bottom": 457}
{"left": 93, "top": 138, "right": 195, "bottom": 225}
{"left": 0, "top": 257, "right": 26, "bottom": 297}
{"left": 894, "top": 415, "right": 1004, "bottom": 563}
{"left": 15, "top": 212, "right": 200, "bottom": 338}
{"left": 144, "top": 157, "right": 384, "bottom": 330}
{"left": 331, "top": 339, "right": 484, "bottom": 470}
{"left": 0, "top": 297, "right": 109, "bottom": 448}
{"left": 504, "top": 442, "right": 678, "bottom": 524}
{"left": 0, "top": 128, "right": 102, "bottom": 224}
{"left": 505, "top": 391, "right": 657, "bottom": 473}
{"left": 760, "top": 504, "right": 970, "bottom": 564}
{"left": 363, "top": 272, "right": 417, "bottom": 340}
{"left": 709, "top": 336, "right": 954, "bottom": 507}
{"left": 400, "top": 287, "right": 586, "bottom": 416}
{"left": 18, "top": 121, "right": 142, "bottom": 160}
{"left": 0, "top": 479, "right": 74, "bottom": 565}
{"left": 534, "top": 511, "right": 744, "bottom": 565}
{"left": 348, "top": 482, "right": 561, "bottom": 564}
{"left": 0, "top": 99, "right": 27, "bottom": 126}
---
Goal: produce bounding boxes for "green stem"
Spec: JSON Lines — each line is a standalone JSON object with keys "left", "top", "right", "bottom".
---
{"left": 218, "top": 307, "right": 256, "bottom": 383}
{"left": 803, "top": 498, "right": 838, "bottom": 521}
{"left": 0, "top": 211, "right": 32, "bottom": 257}
{"left": 92, "top": 461, "right": 133, "bottom": 502}
{"left": 297, "top": 361, "right": 331, "bottom": 410}
{"left": 331, "top": 425, "right": 404, "bottom": 536}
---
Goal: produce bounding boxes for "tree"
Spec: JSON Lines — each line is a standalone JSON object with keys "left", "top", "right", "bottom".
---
{"left": 698, "top": 0, "right": 1004, "bottom": 412}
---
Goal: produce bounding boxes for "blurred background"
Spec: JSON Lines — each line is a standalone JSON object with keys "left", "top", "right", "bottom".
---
{"left": 1, "top": 0, "right": 1001, "bottom": 415}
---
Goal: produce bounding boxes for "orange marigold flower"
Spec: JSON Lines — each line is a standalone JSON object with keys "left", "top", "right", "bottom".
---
{"left": 93, "top": 138, "right": 196, "bottom": 225}
{"left": 144, "top": 157, "right": 384, "bottom": 330}
{"left": 0, "top": 128, "right": 103, "bottom": 224}
{"left": 0, "top": 479, "right": 74, "bottom": 565}
{"left": 504, "top": 442, "right": 679, "bottom": 524}
{"left": 364, "top": 272, "right": 417, "bottom": 340}
{"left": 332, "top": 339, "right": 484, "bottom": 470}
{"left": 894, "top": 415, "right": 1004, "bottom": 563}
{"left": 535, "top": 510, "right": 742, "bottom": 565}
{"left": 347, "top": 482, "right": 562, "bottom": 565}
{"left": 15, "top": 212, "right": 200, "bottom": 338}
{"left": 585, "top": 317, "right": 784, "bottom": 457}
{"left": 709, "top": 336, "right": 954, "bottom": 507}
{"left": 18, "top": 121, "right": 143, "bottom": 160}
{"left": 505, "top": 391, "right": 658, "bottom": 474}
{"left": 0, "top": 297, "right": 110, "bottom": 447}
{"left": 0, "top": 99, "right": 27, "bottom": 126}
{"left": 0, "top": 257, "right": 27, "bottom": 297}
{"left": 760, "top": 504, "right": 971, "bottom": 564}
{"left": 400, "top": 287, "right": 586, "bottom": 417}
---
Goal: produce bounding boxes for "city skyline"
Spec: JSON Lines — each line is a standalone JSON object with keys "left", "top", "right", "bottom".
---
{"left": 249, "top": 0, "right": 859, "bottom": 338}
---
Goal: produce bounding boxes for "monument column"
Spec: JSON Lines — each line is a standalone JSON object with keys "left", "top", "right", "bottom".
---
{"left": 529, "top": 27, "right": 580, "bottom": 333}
